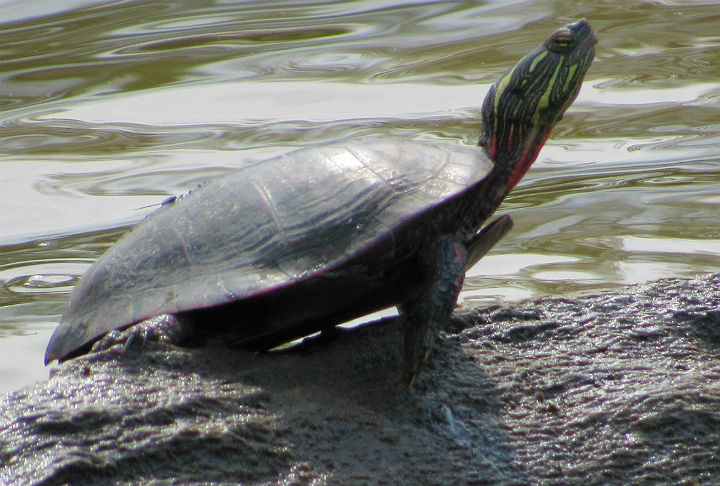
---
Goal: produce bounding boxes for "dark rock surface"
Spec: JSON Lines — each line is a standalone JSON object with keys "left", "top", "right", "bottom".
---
{"left": 2, "top": 274, "right": 720, "bottom": 485}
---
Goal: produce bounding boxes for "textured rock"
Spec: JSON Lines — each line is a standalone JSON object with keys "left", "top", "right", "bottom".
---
{"left": 2, "top": 273, "right": 720, "bottom": 485}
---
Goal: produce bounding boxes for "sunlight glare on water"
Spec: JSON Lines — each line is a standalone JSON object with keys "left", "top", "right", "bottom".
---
{"left": 1, "top": 0, "right": 719, "bottom": 392}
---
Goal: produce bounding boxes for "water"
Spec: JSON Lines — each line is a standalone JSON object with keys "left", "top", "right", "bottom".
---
{"left": 1, "top": 0, "right": 719, "bottom": 393}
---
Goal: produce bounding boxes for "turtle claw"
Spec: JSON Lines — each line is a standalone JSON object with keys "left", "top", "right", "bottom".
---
{"left": 121, "top": 326, "right": 163, "bottom": 354}
{"left": 400, "top": 363, "right": 415, "bottom": 390}
{"left": 400, "top": 361, "right": 423, "bottom": 390}
{"left": 92, "top": 329, "right": 123, "bottom": 354}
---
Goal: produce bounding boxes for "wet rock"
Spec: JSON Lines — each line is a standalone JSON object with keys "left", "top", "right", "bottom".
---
{"left": 2, "top": 273, "right": 720, "bottom": 485}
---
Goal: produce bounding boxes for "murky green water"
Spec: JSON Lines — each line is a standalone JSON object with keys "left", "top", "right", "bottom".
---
{"left": 1, "top": 0, "right": 719, "bottom": 393}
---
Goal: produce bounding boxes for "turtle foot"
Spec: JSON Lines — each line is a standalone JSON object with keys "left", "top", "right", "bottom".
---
{"left": 401, "top": 321, "right": 431, "bottom": 390}
{"left": 91, "top": 314, "right": 176, "bottom": 357}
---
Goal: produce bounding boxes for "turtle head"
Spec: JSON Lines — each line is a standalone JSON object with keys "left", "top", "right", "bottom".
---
{"left": 479, "top": 19, "right": 596, "bottom": 191}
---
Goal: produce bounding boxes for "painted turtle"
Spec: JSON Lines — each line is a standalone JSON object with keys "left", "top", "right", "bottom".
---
{"left": 46, "top": 20, "right": 596, "bottom": 385}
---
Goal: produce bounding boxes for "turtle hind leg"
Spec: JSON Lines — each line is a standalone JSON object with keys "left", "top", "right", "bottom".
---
{"left": 90, "top": 314, "right": 191, "bottom": 357}
{"left": 400, "top": 235, "right": 468, "bottom": 388}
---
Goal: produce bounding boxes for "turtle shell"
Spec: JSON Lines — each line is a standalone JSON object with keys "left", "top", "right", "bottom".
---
{"left": 45, "top": 139, "right": 494, "bottom": 363}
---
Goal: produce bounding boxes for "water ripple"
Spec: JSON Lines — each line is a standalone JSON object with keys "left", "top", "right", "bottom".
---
{"left": 2, "top": 0, "right": 720, "bottom": 392}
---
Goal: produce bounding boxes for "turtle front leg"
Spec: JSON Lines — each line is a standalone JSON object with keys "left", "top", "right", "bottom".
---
{"left": 400, "top": 234, "right": 468, "bottom": 388}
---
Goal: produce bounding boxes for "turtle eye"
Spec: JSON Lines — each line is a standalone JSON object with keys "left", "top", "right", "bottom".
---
{"left": 547, "top": 30, "right": 575, "bottom": 53}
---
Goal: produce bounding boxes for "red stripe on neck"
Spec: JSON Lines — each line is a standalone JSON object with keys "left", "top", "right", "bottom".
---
{"left": 507, "top": 126, "right": 551, "bottom": 191}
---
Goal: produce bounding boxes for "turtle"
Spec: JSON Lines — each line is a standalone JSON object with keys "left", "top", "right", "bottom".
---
{"left": 45, "top": 19, "right": 596, "bottom": 386}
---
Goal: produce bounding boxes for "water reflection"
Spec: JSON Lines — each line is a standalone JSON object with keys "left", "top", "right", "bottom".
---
{"left": 1, "top": 0, "right": 719, "bottom": 392}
